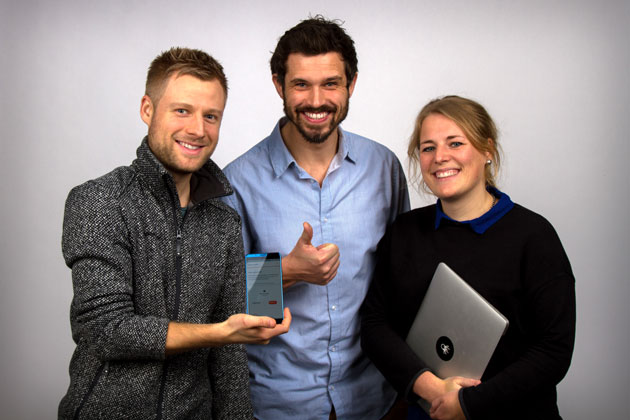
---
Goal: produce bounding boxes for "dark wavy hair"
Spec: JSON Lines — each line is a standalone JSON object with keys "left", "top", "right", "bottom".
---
{"left": 270, "top": 15, "right": 358, "bottom": 88}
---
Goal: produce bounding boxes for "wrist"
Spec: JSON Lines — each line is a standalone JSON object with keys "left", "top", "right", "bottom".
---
{"left": 280, "top": 254, "right": 298, "bottom": 282}
{"left": 413, "top": 370, "right": 444, "bottom": 401}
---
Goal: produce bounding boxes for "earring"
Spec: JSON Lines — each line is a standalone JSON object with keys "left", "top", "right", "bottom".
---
{"left": 486, "top": 160, "right": 492, "bottom": 165}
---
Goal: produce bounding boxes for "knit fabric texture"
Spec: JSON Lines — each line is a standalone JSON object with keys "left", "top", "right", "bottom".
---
{"left": 59, "top": 138, "right": 253, "bottom": 419}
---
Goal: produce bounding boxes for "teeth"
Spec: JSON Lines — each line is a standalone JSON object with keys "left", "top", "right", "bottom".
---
{"left": 436, "top": 170, "right": 458, "bottom": 179}
{"left": 305, "top": 112, "right": 328, "bottom": 120}
{"left": 178, "top": 141, "right": 200, "bottom": 150}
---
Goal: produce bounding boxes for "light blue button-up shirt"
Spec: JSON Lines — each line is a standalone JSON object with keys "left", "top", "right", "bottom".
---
{"left": 221, "top": 118, "right": 410, "bottom": 419}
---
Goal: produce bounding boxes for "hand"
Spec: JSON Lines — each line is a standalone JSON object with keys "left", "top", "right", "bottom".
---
{"left": 430, "top": 390, "right": 465, "bottom": 420}
{"left": 281, "top": 222, "right": 340, "bottom": 287}
{"left": 413, "top": 371, "right": 480, "bottom": 402}
{"left": 441, "top": 376, "right": 480, "bottom": 394}
{"left": 165, "top": 308, "right": 292, "bottom": 354}
{"left": 222, "top": 307, "right": 292, "bottom": 345}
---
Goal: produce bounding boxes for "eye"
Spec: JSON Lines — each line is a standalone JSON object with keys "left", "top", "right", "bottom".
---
{"left": 449, "top": 141, "right": 463, "bottom": 148}
{"left": 420, "top": 145, "right": 435, "bottom": 153}
{"left": 175, "top": 109, "right": 188, "bottom": 115}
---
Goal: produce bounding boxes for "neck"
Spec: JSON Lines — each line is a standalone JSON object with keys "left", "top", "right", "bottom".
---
{"left": 281, "top": 121, "right": 339, "bottom": 186}
{"left": 171, "top": 172, "right": 192, "bottom": 208}
{"left": 441, "top": 188, "right": 495, "bottom": 222}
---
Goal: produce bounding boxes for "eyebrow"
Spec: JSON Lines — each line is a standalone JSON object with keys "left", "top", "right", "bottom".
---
{"left": 289, "top": 75, "right": 344, "bottom": 84}
{"left": 420, "top": 135, "right": 464, "bottom": 143}
{"left": 171, "top": 103, "right": 223, "bottom": 115}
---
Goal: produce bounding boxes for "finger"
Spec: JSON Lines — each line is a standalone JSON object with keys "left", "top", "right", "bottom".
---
{"left": 316, "top": 242, "right": 339, "bottom": 254}
{"left": 455, "top": 377, "right": 481, "bottom": 388}
{"left": 323, "top": 259, "right": 340, "bottom": 284}
{"left": 297, "top": 222, "right": 314, "bottom": 246}
{"left": 281, "top": 307, "right": 292, "bottom": 328}
{"left": 429, "top": 399, "right": 441, "bottom": 417}
{"left": 316, "top": 245, "right": 340, "bottom": 265}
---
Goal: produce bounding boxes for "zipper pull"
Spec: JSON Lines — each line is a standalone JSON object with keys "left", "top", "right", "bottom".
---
{"left": 176, "top": 228, "right": 182, "bottom": 257}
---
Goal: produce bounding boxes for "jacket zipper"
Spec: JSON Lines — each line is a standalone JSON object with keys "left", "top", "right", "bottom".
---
{"left": 73, "top": 361, "right": 108, "bottom": 420}
{"left": 156, "top": 205, "right": 187, "bottom": 420}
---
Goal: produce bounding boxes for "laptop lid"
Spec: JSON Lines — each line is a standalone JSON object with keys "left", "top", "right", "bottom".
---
{"left": 405, "top": 262, "right": 509, "bottom": 383}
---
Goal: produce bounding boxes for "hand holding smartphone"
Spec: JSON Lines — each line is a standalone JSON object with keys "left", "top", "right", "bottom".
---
{"left": 245, "top": 253, "right": 284, "bottom": 323}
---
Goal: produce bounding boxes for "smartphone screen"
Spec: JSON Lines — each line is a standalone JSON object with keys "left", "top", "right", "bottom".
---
{"left": 245, "top": 253, "right": 284, "bottom": 322}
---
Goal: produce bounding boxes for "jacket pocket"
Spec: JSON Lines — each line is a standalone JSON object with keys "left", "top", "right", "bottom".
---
{"left": 73, "top": 361, "right": 108, "bottom": 420}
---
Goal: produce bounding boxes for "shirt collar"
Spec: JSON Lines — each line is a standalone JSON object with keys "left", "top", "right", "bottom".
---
{"left": 434, "top": 187, "right": 514, "bottom": 234}
{"left": 269, "top": 117, "right": 355, "bottom": 178}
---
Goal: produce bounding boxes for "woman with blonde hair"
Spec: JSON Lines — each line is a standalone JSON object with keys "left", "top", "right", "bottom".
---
{"left": 361, "top": 96, "right": 575, "bottom": 420}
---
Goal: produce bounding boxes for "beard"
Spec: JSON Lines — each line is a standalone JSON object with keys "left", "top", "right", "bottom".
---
{"left": 283, "top": 98, "right": 350, "bottom": 144}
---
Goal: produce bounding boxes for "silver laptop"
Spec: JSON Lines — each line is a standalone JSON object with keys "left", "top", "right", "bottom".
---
{"left": 406, "top": 262, "right": 509, "bottom": 409}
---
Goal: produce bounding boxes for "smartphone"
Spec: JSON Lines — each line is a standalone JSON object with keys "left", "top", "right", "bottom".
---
{"left": 245, "top": 253, "right": 284, "bottom": 323}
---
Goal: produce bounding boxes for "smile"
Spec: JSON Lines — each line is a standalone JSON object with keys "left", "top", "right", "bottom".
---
{"left": 303, "top": 111, "right": 330, "bottom": 122}
{"left": 177, "top": 141, "right": 202, "bottom": 150}
{"left": 435, "top": 169, "right": 459, "bottom": 179}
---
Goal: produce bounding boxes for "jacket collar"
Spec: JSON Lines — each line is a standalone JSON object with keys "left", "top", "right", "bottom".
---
{"left": 133, "top": 137, "right": 233, "bottom": 204}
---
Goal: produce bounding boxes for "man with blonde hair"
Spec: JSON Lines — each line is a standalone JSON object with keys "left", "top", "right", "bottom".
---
{"left": 59, "top": 47, "right": 290, "bottom": 419}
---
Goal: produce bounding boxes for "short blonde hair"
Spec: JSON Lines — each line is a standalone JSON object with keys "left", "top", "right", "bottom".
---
{"left": 407, "top": 95, "right": 502, "bottom": 193}
{"left": 145, "top": 47, "right": 228, "bottom": 104}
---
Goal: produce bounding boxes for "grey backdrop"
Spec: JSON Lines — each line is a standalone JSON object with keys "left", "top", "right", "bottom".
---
{"left": 1, "top": 0, "right": 628, "bottom": 418}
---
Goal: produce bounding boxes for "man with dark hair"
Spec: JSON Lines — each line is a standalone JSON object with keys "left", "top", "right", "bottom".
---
{"left": 59, "top": 47, "right": 290, "bottom": 419}
{"left": 222, "top": 17, "right": 410, "bottom": 419}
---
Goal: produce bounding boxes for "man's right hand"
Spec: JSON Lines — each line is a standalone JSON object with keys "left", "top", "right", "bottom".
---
{"left": 221, "top": 307, "right": 292, "bottom": 345}
{"left": 281, "top": 222, "right": 340, "bottom": 288}
{"left": 165, "top": 308, "right": 292, "bottom": 355}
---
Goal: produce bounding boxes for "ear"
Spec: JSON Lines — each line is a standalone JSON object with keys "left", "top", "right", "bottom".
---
{"left": 140, "top": 95, "right": 154, "bottom": 127}
{"left": 272, "top": 74, "right": 284, "bottom": 99}
{"left": 485, "top": 138, "right": 495, "bottom": 160}
{"left": 347, "top": 72, "right": 358, "bottom": 97}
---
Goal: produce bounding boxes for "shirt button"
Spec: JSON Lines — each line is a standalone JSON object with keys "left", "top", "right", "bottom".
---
{"left": 329, "top": 385, "right": 335, "bottom": 391}
{"left": 323, "top": 218, "right": 328, "bottom": 223}
{"left": 331, "top": 346, "right": 336, "bottom": 352}
{"left": 331, "top": 305, "right": 337, "bottom": 311}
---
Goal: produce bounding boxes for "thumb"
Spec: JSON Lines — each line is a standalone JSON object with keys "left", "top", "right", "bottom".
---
{"left": 244, "top": 314, "right": 276, "bottom": 329}
{"left": 297, "top": 222, "right": 313, "bottom": 246}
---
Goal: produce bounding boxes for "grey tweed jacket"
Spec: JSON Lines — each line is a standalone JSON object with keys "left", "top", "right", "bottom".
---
{"left": 59, "top": 139, "right": 253, "bottom": 419}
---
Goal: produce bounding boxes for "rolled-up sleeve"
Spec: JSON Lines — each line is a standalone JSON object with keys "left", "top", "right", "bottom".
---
{"left": 62, "top": 184, "right": 169, "bottom": 361}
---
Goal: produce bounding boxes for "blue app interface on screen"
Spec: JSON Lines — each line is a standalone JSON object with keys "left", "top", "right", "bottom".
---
{"left": 246, "top": 254, "right": 283, "bottom": 319}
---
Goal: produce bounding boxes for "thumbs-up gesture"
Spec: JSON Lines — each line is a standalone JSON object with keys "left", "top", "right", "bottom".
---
{"left": 281, "top": 222, "right": 340, "bottom": 288}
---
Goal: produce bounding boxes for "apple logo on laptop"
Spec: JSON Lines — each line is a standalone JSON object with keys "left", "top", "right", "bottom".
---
{"left": 436, "top": 336, "right": 454, "bottom": 361}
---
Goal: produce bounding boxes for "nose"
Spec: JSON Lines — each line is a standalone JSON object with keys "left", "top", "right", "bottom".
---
{"left": 434, "top": 144, "right": 450, "bottom": 163}
{"left": 307, "top": 87, "right": 324, "bottom": 108}
{"left": 185, "top": 113, "right": 204, "bottom": 138}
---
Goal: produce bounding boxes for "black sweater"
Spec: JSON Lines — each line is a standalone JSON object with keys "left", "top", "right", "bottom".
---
{"left": 361, "top": 203, "right": 575, "bottom": 420}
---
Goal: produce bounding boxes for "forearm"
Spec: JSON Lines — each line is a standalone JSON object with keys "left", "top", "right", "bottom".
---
{"left": 165, "top": 321, "right": 230, "bottom": 355}
{"left": 71, "top": 303, "right": 170, "bottom": 361}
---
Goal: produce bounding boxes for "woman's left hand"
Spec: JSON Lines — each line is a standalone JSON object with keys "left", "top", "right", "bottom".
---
{"left": 429, "top": 390, "right": 465, "bottom": 420}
